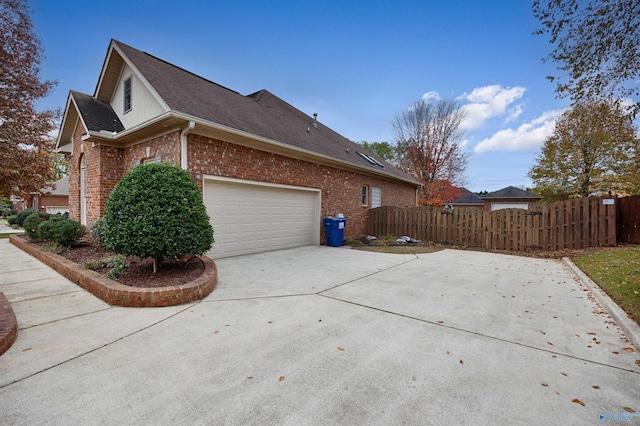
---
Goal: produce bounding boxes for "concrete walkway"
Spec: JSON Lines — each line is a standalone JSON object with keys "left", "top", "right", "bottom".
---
{"left": 0, "top": 240, "right": 638, "bottom": 425}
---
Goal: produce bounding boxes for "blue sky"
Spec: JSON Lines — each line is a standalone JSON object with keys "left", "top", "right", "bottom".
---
{"left": 29, "top": 0, "right": 570, "bottom": 192}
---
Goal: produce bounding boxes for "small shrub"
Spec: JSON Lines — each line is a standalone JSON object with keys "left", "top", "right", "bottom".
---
{"left": 82, "top": 259, "right": 106, "bottom": 270}
{"left": 38, "top": 216, "right": 86, "bottom": 247}
{"left": 0, "top": 197, "right": 13, "bottom": 217}
{"left": 105, "top": 255, "right": 127, "bottom": 279}
{"left": 7, "top": 215, "right": 17, "bottom": 225}
{"left": 40, "top": 242, "right": 65, "bottom": 254}
{"left": 23, "top": 212, "right": 50, "bottom": 239}
{"left": 346, "top": 239, "right": 364, "bottom": 246}
{"left": 82, "top": 255, "right": 127, "bottom": 280}
{"left": 15, "top": 208, "right": 35, "bottom": 227}
{"left": 89, "top": 218, "right": 104, "bottom": 247}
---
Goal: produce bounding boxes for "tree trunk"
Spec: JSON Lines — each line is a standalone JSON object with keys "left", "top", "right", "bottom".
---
{"left": 153, "top": 256, "right": 164, "bottom": 273}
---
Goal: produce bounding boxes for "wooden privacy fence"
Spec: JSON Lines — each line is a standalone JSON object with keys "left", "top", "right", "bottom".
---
{"left": 369, "top": 197, "right": 617, "bottom": 251}
{"left": 618, "top": 195, "right": 640, "bottom": 244}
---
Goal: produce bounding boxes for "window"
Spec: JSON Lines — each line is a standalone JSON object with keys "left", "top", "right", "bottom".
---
{"left": 371, "top": 187, "right": 382, "bottom": 208}
{"left": 124, "top": 77, "right": 132, "bottom": 112}
{"left": 361, "top": 185, "right": 368, "bottom": 206}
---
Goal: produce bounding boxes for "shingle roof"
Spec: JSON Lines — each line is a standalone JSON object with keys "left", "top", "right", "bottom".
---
{"left": 450, "top": 189, "right": 484, "bottom": 204}
{"left": 482, "top": 186, "right": 542, "bottom": 199}
{"left": 71, "top": 91, "right": 124, "bottom": 133}
{"left": 113, "top": 40, "right": 417, "bottom": 184}
{"left": 44, "top": 176, "right": 68, "bottom": 196}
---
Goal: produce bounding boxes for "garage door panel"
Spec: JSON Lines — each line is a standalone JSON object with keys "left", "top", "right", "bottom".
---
{"left": 204, "top": 179, "right": 319, "bottom": 258}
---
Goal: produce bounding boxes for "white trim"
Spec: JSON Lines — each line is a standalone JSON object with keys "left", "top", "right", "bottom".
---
{"left": 110, "top": 43, "right": 171, "bottom": 111}
{"left": 203, "top": 174, "right": 321, "bottom": 195}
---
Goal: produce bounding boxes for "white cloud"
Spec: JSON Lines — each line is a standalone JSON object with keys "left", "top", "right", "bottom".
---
{"left": 421, "top": 91, "right": 441, "bottom": 102}
{"left": 474, "top": 109, "right": 564, "bottom": 153}
{"left": 458, "top": 85, "right": 526, "bottom": 129}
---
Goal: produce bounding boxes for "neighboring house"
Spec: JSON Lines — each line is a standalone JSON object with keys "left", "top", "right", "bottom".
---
{"left": 55, "top": 40, "right": 419, "bottom": 258}
{"left": 13, "top": 176, "right": 69, "bottom": 215}
{"left": 448, "top": 188, "right": 485, "bottom": 210}
{"left": 481, "top": 186, "right": 542, "bottom": 211}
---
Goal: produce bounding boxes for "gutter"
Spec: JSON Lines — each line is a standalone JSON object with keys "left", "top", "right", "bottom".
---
{"left": 180, "top": 121, "right": 196, "bottom": 170}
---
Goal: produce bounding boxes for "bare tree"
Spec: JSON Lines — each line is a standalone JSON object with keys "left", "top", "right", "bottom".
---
{"left": 0, "top": 0, "right": 58, "bottom": 197}
{"left": 393, "top": 98, "right": 468, "bottom": 206}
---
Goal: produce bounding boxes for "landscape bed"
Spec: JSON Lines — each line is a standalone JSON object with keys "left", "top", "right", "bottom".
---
{"left": 9, "top": 234, "right": 217, "bottom": 307}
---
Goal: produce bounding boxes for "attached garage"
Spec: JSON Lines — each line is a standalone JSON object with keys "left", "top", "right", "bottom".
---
{"left": 203, "top": 176, "right": 321, "bottom": 258}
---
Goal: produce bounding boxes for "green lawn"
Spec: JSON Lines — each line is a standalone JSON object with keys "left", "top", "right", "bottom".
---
{"left": 572, "top": 246, "right": 640, "bottom": 326}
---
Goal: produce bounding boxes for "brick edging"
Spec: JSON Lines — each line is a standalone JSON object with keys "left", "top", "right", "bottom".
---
{"left": 9, "top": 235, "right": 217, "bottom": 307}
{"left": 0, "top": 293, "right": 18, "bottom": 357}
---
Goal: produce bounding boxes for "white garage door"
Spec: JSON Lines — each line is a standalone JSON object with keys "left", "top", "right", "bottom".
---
{"left": 203, "top": 177, "right": 320, "bottom": 258}
{"left": 490, "top": 202, "right": 529, "bottom": 211}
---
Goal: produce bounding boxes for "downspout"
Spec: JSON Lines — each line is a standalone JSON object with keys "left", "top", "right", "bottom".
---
{"left": 180, "top": 121, "right": 196, "bottom": 170}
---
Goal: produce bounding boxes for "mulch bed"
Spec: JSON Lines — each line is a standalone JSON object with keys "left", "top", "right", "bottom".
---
{"left": 54, "top": 243, "right": 205, "bottom": 288}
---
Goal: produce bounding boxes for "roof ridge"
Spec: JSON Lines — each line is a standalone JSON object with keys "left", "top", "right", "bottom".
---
{"left": 113, "top": 39, "right": 241, "bottom": 97}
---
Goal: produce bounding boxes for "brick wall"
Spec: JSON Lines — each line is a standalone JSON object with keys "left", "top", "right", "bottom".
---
{"left": 39, "top": 195, "right": 69, "bottom": 212}
{"left": 67, "top": 129, "right": 416, "bottom": 238}
{"left": 187, "top": 134, "right": 416, "bottom": 238}
{"left": 68, "top": 129, "right": 181, "bottom": 225}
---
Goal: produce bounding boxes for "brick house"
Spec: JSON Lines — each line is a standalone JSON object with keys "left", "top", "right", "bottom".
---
{"left": 448, "top": 186, "right": 542, "bottom": 211}
{"left": 55, "top": 40, "right": 419, "bottom": 258}
{"left": 13, "top": 176, "right": 69, "bottom": 215}
{"left": 481, "top": 186, "right": 542, "bottom": 211}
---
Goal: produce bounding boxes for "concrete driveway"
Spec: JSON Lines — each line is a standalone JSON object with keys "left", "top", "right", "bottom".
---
{"left": 0, "top": 241, "right": 638, "bottom": 425}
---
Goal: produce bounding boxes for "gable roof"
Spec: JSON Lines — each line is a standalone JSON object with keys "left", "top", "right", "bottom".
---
{"left": 71, "top": 40, "right": 417, "bottom": 185}
{"left": 450, "top": 188, "right": 484, "bottom": 205}
{"left": 482, "top": 186, "right": 542, "bottom": 200}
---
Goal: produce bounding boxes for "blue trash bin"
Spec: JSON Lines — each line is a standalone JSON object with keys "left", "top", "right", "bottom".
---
{"left": 322, "top": 217, "right": 347, "bottom": 247}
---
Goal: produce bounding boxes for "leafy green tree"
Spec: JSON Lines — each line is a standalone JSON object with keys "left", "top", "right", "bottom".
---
{"left": 528, "top": 101, "right": 639, "bottom": 202}
{"left": 102, "top": 163, "right": 214, "bottom": 273}
{"left": 0, "top": 0, "right": 59, "bottom": 197}
{"left": 358, "top": 141, "right": 398, "bottom": 164}
{"left": 533, "top": 0, "right": 640, "bottom": 116}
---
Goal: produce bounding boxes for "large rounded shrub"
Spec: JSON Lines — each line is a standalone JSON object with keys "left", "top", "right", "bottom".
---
{"left": 102, "top": 163, "right": 214, "bottom": 272}
{"left": 23, "top": 212, "right": 50, "bottom": 239}
{"left": 15, "top": 208, "right": 35, "bottom": 227}
{"left": 38, "top": 216, "right": 86, "bottom": 247}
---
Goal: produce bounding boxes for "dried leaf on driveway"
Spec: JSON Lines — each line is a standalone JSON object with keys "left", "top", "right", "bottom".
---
{"left": 623, "top": 347, "right": 635, "bottom": 352}
{"left": 279, "top": 376, "right": 285, "bottom": 382}
{"left": 592, "top": 385, "right": 599, "bottom": 389}
{"left": 547, "top": 341, "right": 553, "bottom": 345}
{"left": 561, "top": 372, "right": 568, "bottom": 376}
{"left": 572, "top": 398, "right": 585, "bottom": 406}
{"left": 623, "top": 407, "right": 635, "bottom": 413}
{"left": 587, "top": 331, "right": 597, "bottom": 335}
{"left": 541, "top": 382, "right": 549, "bottom": 387}
{"left": 338, "top": 347, "right": 345, "bottom": 351}
{"left": 247, "top": 376, "right": 253, "bottom": 379}
{"left": 636, "top": 360, "right": 640, "bottom": 366}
